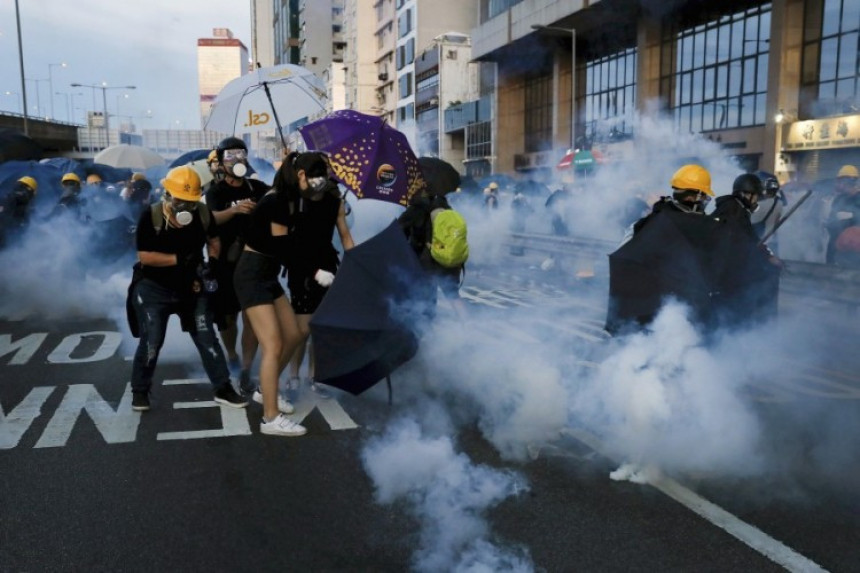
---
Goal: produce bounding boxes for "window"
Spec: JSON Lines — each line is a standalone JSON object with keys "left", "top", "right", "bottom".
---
{"left": 524, "top": 71, "right": 553, "bottom": 152}
{"left": 661, "top": 4, "right": 772, "bottom": 132}
{"left": 399, "top": 72, "right": 413, "bottom": 98}
{"left": 578, "top": 47, "right": 637, "bottom": 139}
{"left": 467, "top": 121, "right": 492, "bottom": 159}
{"left": 397, "top": 9, "right": 412, "bottom": 38}
{"left": 801, "top": 0, "right": 860, "bottom": 116}
{"left": 487, "top": 0, "right": 524, "bottom": 20}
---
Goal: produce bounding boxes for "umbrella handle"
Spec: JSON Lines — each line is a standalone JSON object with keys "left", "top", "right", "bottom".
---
{"left": 262, "top": 81, "right": 288, "bottom": 150}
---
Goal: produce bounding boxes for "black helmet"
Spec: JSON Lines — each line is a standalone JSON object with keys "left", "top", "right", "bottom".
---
{"left": 216, "top": 136, "right": 248, "bottom": 162}
{"left": 754, "top": 171, "right": 780, "bottom": 197}
{"left": 732, "top": 173, "right": 763, "bottom": 196}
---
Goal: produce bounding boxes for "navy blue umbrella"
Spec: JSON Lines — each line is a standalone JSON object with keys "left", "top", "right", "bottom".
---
{"left": 169, "top": 148, "right": 212, "bottom": 168}
{"left": 309, "top": 220, "right": 428, "bottom": 398}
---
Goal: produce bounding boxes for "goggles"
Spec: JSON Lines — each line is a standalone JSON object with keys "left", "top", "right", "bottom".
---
{"left": 223, "top": 149, "right": 247, "bottom": 162}
{"left": 170, "top": 197, "right": 199, "bottom": 212}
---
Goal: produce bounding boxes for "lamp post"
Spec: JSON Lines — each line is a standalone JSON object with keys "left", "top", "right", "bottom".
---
{"left": 25, "top": 78, "right": 48, "bottom": 117}
{"left": 14, "top": 0, "right": 29, "bottom": 134}
{"left": 531, "top": 24, "right": 577, "bottom": 149}
{"left": 70, "top": 82, "right": 136, "bottom": 148}
{"left": 48, "top": 62, "right": 67, "bottom": 119}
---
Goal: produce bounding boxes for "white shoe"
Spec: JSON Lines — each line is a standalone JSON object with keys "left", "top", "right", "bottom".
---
{"left": 260, "top": 413, "right": 307, "bottom": 437}
{"left": 252, "top": 390, "right": 295, "bottom": 414}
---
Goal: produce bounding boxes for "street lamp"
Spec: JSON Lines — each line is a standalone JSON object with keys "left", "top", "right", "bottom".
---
{"left": 4, "top": 91, "right": 22, "bottom": 114}
{"left": 70, "top": 82, "right": 136, "bottom": 148}
{"left": 532, "top": 24, "right": 577, "bottom": 149}
{"left": 25, "top": 77, "right": 48, "bottom": 117}
{"left": 48, "top": 62, "right": 67, "bottom": 119}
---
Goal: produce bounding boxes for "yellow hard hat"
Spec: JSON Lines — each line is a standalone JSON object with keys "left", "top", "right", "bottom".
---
{"left": 131, "top": 172, "right": 147, "bottom": 182}
{"left": 837, "top": 165, "right": 859, "bottom": 178}
{"left": 86, "top": 174, "right": 103, "bottom": 184}
{"left": 670, "top": 164, "right": 713, "bottom": 197}
{"left": 488, "top": 182, "right": 499, "bottom": 190}
{"left": 17, "top": 176, "right": 37, "bottom": 194}
{"left": 161, "top": 165, "right": 202, "bottom": 201}
{"left": 207, "top": 149, "right": 218, "bottom": 164}
{"left": 62, "top": 172, "right": 81, "bottom": 184}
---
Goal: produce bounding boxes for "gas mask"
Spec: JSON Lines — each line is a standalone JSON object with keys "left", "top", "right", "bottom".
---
{"left": 13, "top": 184, "right": 32, "bottom": 205}
{"left": 223, "top": 149, "right": 248, "bottom": 178}
{"left": 166, "top": 195, "right": 197, "bottom": 226}
{"left": 301, "top": 176, "right": 329, "bottom": 200}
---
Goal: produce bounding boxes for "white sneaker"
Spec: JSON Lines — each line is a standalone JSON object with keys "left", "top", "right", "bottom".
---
{"left": 260, "top": 413, "right": 307, "bottom": 437}
{"left": 252, "top": 390, "right": 295, "bottom": 414}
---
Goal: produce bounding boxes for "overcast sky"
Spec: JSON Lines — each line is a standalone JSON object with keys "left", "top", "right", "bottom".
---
{"left": 0, "top": 0, "right": 252, "bottom": 130}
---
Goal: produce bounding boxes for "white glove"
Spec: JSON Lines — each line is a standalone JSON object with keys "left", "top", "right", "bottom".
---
{"left": 314, "top": 269, "right": 335, "bottom": 287}
{"left": 836, "top": 211, "right": 854, "bottom": 220}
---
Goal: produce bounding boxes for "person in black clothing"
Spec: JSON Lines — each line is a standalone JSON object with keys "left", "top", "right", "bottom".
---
{"left": 285, "top": 173, "right": 354, "bottom": 397}
{"left": 0, "top": 176, "right": 37, "bottom": 248}
{"left": 205, "top": 136, "right": 269, "bottom": 390}
{"left": 50, "top": 172, "right": 87, "bottom": 221}
{"left": 825, "top": 164, "right": 860, "bottom": 267}
{"left": 129, "top": 166, "right": 247, "bottom": 412}
{"left": 710, "top": 173, "right": 783, "bottom": 328}
{"left": 233, "top": 152, "right": 334, "bottom": 437}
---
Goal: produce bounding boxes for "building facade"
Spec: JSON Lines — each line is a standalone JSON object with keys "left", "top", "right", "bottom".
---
{"left": 343, "top": 0, "right": 379, "bottom": 114}
{"left": 470, "top": 0, "right": 860, "bottom": 183}
{"left": 197, "top": 28, "right": 249, "bottom": 129}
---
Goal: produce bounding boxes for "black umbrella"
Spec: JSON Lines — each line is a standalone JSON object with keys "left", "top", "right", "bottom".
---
{"left": 419, "top": 156, "right": 461, "bottom": 196}
{"left": 605, "top": 209, "right": 721, "bottom": 334}
{"left": 310, "top": 220, "right": 429, "bottom": 398}
{"left": 0, "top": 130, "right": 42, "bottom": 163}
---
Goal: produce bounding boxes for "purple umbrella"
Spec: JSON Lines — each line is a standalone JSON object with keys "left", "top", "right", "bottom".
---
{"left": 299, "top": 110, "right": 427, "bottom": 206}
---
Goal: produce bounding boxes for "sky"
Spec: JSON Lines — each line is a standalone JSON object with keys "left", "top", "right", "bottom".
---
{"left": 0, "top": 0, "right": 252, "bottom": 130}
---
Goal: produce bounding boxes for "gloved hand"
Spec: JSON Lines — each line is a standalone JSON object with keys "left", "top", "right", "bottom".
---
{"left": 314, "top": 269, "right": 335, "bottom": 287}
{"left": 199, "top": 259, "right": 219, "bottom": 293}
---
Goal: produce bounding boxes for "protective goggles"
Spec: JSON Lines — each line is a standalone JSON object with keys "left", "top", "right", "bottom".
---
{"left": 223, "top": 149, "right": 247, "bottom": 162}
{"left": 170, "top": 197, "right": 199, "bottom": 211}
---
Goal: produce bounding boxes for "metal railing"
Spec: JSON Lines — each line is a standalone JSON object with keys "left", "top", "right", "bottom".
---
{"left": 506, "top": 232, "right": 860, "bottom": 306}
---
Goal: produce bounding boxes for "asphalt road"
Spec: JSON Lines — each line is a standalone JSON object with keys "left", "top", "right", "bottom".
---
{"left": 2, "top": 261, "right": 859, "bottom": 572}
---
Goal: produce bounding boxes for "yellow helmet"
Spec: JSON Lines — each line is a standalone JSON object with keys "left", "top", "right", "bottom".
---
{"left": 488, "top": 182, "right": 499, "bottom": 190}
{"left": 17, "top": 176, "right": 37, "bottom": 194}
{"left": 670, "top": 164, "right": 713, "bottom": 197}
{"left": 161, "top": 165, "right": 202, "bottom": 201}
{"left": 86, "top": 174, "right": 103, "bottom": 185}
{"left": 61, "top": 172, "right": 81, "bottom": 184}
{"left": 131, "top": 172, "right": 147, "bottom": 182}
{"left": 837, "top": 165, "right": 859, "bottom": 178}
{"left": 207, "top": 149, "right": 218, "bottom": 164}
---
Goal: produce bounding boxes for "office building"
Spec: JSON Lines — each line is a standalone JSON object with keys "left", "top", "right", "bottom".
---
{"left": 197, "top": 28, "right": 249, "bottom": 129}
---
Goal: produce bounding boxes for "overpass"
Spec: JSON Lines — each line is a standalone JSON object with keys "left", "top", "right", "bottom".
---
{"left": 0, "top": 112, "right": 79, "bottom": 155}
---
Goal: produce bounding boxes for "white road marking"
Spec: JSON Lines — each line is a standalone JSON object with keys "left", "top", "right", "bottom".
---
{"left": 288, "top": 392, "right": 359, "bottom": 431}
{"left": 561, "top": 428, "right": 828, "bottom": 573}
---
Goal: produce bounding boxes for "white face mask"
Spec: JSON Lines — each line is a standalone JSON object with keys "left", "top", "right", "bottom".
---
{"left": 230, "top": 162, "right": 247, "bottom": 178}
{"left": 175, "top": 210, "right": 194, "bottom": 226}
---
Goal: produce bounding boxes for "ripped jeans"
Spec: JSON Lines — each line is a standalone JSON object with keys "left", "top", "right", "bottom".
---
{"left": 130, "top": 278, "right": 231, "bottom": 393}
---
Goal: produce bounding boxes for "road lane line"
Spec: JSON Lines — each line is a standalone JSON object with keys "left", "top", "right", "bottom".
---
{"left": 561, "top": 428, "right": 828, "bottom": 573}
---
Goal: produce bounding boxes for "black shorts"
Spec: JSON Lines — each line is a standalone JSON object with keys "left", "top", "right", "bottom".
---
{"left": 233, "top": 251, "right": 285, "bottom": 310}
{"left": 287, "top": 267, "right": 330, "bottom": 314}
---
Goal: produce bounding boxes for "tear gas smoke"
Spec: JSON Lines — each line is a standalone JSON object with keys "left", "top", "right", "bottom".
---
{"left": 362, "top": 418, "right": 533, "bottom": 573}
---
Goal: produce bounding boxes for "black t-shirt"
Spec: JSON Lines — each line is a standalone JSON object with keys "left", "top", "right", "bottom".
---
{"left": 135, "top": 205, "right": 218, "bottom": 291}
{"left": 290, "top": 192, "right": 341, "bottom": 272}
{"left": 205, "top": 178, "right": 269, "bottom": 251}
{"left": 244, "top": 190, "right": 292, "bottom": 257}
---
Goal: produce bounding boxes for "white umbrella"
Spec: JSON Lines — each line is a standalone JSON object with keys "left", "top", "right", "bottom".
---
{"left": 203, "top": 64, "right": 328, "bottom": 147}
{"left": 185, "top": 158, "right": 214, "bottom": 188}
{"left": 94, "top": 144, "right": 164, "bottom": 170}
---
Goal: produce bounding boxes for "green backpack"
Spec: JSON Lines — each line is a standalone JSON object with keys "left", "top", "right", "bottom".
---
{"left": 429, "top": 208, "right": 469, "bottom": 268}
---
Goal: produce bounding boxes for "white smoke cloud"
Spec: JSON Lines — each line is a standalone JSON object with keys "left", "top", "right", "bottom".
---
{"left": 361, "top": 417, "right": 533, "bottom": 573}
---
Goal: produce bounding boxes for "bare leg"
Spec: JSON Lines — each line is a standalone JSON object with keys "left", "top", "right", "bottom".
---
{"left": 244, "top": 301, "right": 289, "bottom": 420}
{"left": 288, "top": 314, "right": 312, "bottom": 378}
{"left": 220, "top": 313, "right": 239, "bottom": 361}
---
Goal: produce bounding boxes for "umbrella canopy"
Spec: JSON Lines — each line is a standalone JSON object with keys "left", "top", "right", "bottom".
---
{"left": 605, "top": 208, "right": 721, "bottom": 334}
{"left": 204, "top": 63, "right": 327, "bottom": 146}
{"left": 418, "top": 156, "right": 460, "bottom": 196}
{"left": 184, "top": 159, "right": 214, "bottom": 188}
{"left": 169, "top": 148, "right": 212, "bottom": 168}
{"left": 309, "top": 220, "right": 428, "bottom": 396}
{"left": 0, "top": 130, "right": 42, "bottom": 163}
{"left": 557, "top": 148, "right": 605, "bottom": 171}
{"left": 300, "top": 110, "right": 427, "bottom": 206}
{"left": 94, "top": 144, "right": 164, "bottom": 170}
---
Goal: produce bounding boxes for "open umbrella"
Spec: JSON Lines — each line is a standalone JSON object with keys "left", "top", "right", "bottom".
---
{"left": 169, "top": 148, "right": 212, "bottom": 168}
{"left": 204, "top": 63, "right": 328, "bottom": 148}
{"left": 94, "top": 144, "right": 164, "bottom": 170}
{"left": 309, "top": 220, "right": 428, "bottom": 398}
{"left": 184, "top": 159, "right": 214, "bottom": 188}
{"left": 299, "top": 110, "right": 427, "bottom": 206}
{"left": 418, "top": 157, "right": 460, "bottom": 196}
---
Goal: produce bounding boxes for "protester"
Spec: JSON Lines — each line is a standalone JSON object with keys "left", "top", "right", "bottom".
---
{"left": 545, "top": 186, "right": 571, "bottom": 236}
{"left": 128, "top": 165, "right": 247, "bottom": 412}
{"left": 509, "top": 191, "right": 532, "bottom": 255}
{"left": 205, "top": 136, "right": 268, "bottom": 391}
{"left": 825, "top": 164, "right": 860, "bottom": 267}
{"left": 49, "top": 172, "right": 87, "bottom": 220}
{"left": 483, "top": 182, "right": 499, "bottom": 209}
{"left": 0, "top": 176, "right": 37, "bottom": 248}
{"left": 285, "top": 168, "right": 354, "bottom": 398}
{"left": 710, "top": 173, "right": 783, "bottom": 327}
{"left": 206, "top": 149, "right": 223, "bottom": 191}
{"left": 234, "top": 153, "right": 334, "bottom": 437}
{"left": 750, "top": 171, "right": 785, "bottom": 254}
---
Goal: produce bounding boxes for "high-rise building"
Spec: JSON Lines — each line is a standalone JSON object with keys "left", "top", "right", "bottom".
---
{"left": 374, "top": 0, "right": 398, "bottom": 123}
{"left": 343, "top": 0, "right": 378, "bottom": 114}
{"left": 251, "top": 0, "right": 276, "bottom": 68}
{"left": 197, "top": 28, "right": 249, "bottom": 129}
{"left": 274, "top": 0, "right": 301, "bottom": 65}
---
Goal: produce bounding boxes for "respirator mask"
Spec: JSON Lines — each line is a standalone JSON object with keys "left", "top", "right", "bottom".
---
{"left": 167, "top": 195, "right": 198, "bottom": 226}
{"left": 223, "top": 149, "right": 248, "bottom": 178}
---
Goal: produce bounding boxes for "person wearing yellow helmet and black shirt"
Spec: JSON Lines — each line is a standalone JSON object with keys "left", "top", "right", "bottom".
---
{"left": 49, "top": 172, "right": 88, "bottom": 220}
{"left": 0, "top": 176, "right": 37, "bottom": 248}
{"left": 127, "top": 165, "right": 247, "bottom": 412}
{"left": 607, "top": 164, "right": 721, "bottom": 334}
{"left": 825, "top": 164, "right": 860, "bottom": 267}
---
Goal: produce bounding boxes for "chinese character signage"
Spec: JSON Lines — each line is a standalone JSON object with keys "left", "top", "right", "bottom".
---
{"left": 785, "top": 114, "right": 860, "bottom": 150}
